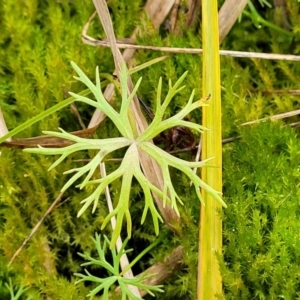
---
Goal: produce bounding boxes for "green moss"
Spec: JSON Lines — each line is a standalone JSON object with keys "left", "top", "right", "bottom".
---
{"left": 221, "top": 122, "right": 300, "bottom": 299}
{"left": 1, "top": 0, "right": 300, "bottom": 299}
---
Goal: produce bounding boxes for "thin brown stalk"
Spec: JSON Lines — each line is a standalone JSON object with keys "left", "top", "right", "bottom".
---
{"left": 250, "top": 89, "right": 300, "bottom": 96}
{"left": 241, "top": 108, "right": 300, "bottom": 126}
{"left": 82, "top": 26, "right": 300, "bottom": 61}
{"left": 186, "top": 0, "right": 201, "bottom": 28}
{"left": 8, "top": 192, "right": 65, "bottom": 266}
{"left": 169, "top": 0, "right": 181, "bottom": 33}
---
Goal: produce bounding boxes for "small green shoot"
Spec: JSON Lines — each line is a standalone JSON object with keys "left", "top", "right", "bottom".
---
{"left": 5, "top": 278, "right": 30, "bottom": 300}
{"left": 74, "top": 234, "right": 164, "bottom": 300}
{"left": 243, "top": 1, "right": 293, "bottom": 36}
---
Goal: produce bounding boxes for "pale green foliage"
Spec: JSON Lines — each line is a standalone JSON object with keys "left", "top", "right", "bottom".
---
{"left": 75, "top": 234, "right": 163, "bottom": 300}
{"left": 4, "top": 279, "right": 30, "bottom": 300}
{"left": 24, "top": 62, "right": 225, "bottom": 247}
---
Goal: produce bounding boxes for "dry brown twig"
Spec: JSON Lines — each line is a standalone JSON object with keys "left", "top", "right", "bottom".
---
{"left": 168, "top": 0, "right": 181, "bottom": 33}
{"left": 82, "top": 14, "right": 300, "bottom": 62}
{"left": 8, "top": 192, "right": 66, "bottom": 266}
{"left": 186, "top": 0, "right": 201, "bottom": 28}
{"left": 250, "top": 89, "right": 300, "bottom": 96}
{"left": 241, "top": 108, "right": 300, "bottom": 126}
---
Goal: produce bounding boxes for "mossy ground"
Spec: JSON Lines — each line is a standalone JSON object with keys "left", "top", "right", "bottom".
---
{"left": 0, "top": 1, "right": 300, "bottom": 299}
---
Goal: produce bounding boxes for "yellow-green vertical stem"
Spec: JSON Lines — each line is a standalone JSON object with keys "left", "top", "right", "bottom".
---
{"left": 198, "top": 0, "right": 222, "bottom": 299}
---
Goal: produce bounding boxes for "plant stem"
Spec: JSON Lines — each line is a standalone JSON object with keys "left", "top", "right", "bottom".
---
{"left": 198, "top": 0, "right": 223, "bottom": 299}
{"left": 243, "top": 1, "right": 293, "bottom": 37}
